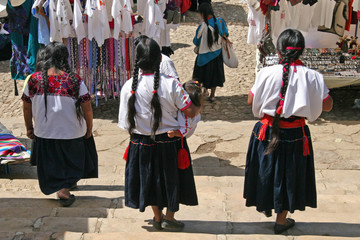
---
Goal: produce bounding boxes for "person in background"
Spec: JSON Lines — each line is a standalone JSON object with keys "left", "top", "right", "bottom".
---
{"left": 192, "top": 2, "right": 228, "bottom": 102}
{"left": 135, "top": 35, "right": 179, "bottom": 79}
{"left": 244, "top": 29, "right": 333, "bottom": 234}
{"left": 22, "top": 42, "right": 97, "bottom": 207}
{"left": 119, "top": 38, "right": 199, "bottom": 231}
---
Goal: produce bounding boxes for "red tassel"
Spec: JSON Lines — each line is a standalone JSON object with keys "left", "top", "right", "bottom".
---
{"left": 177, "top": 137, "right": 190, "bottom": 170}
{"left": 303, "top": 136, "right": 310, "bottom": 156}
{"left": 123, "top": 145, "right": 129, "bottom": 161}
{"left": 258, "top": 123, "right": 268, "bottom": 141}
{"left": 276, "top": 105, "right": 283, "bottom": 115}
{"left": 177, "top": 148, "right": 190, "bottom": 169}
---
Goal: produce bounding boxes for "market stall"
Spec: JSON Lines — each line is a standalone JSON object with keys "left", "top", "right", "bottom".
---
{"left": 247, "top": 0, "right": 360, "bottom": 88}
{"left": 0, "top": 0, "right": 192, "bottom": 98}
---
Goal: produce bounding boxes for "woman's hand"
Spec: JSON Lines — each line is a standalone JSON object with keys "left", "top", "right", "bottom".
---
{"left": 81, "top": 101, "right": 94, "bottom": 139}
{"left": 26, "top": 129, "right": 35, "bottom": 139}
{"left": 84, "top": 131, "right": 92, "bottom": 139}
{"left": 168, "top": 130, "right": 176, "bottom": 138}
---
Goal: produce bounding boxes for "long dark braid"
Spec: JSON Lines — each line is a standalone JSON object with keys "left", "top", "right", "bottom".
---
{"left": 127, "top": 37, "right": 162, "bottom": 137}
{"left": 266, "top": 29, "right": 305, "bottom": 154}
{"left": 127, "top": 58, "right": 139, "bottom": 135}
{"left": 41, "top": 64, "right": 49, "bottom": 120}
{"left": 150, "top": 64, "right": 162, "bottom": 137}
{"left": 199, "top": 3, "right": 219, "bottom": 49}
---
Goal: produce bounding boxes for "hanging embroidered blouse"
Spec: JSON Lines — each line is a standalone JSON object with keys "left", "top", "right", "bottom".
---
{"left": 56, "top": 0, "right": 75, "bottom": 38}
{"left": 85, "top": 0, "right": 111, "bottom": 46}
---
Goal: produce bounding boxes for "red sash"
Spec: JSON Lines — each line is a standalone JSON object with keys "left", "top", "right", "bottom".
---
{"left": 258, "top": 114, "right": 310, "bottom": 156}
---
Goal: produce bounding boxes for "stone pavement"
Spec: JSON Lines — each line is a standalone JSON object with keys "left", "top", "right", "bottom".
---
{"left": 0, "top": 116, "right": 359, "bottom": 240}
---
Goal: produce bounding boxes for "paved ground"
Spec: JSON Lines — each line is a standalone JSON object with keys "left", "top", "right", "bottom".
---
{"left": 0, "top": 0, "right": 360, "bottom": 239}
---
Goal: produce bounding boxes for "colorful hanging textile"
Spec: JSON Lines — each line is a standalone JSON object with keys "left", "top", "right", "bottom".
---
{"left": 66, "top": 36, "right": 135, "bottom": 103}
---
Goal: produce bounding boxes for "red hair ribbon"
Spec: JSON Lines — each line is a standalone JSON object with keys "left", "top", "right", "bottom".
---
{"left": 286, "top": 47, "right": 302, "bottom": 50}
{"left": 131, "top": 90, "right": 135, "bottom": 94}
{"left": 152, "top": 90, "right": 157, "bottom": 94}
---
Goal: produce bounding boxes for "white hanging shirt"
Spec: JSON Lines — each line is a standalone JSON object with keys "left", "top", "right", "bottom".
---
{"left": 112, "top": 0, "right": 133, "bottom": 40}
{"left": 288, "top": 4, "right": 315, "bottom": 32}
{"left": 143, "top": 0, "right": 165, "bottom": 39}
{"left": 311, "top": 0, "right": 336, "bottom": 29}
{"left": 271, "top": 0, "right": 291, "bottom": 40}
{"left": 118, "top": 73, "right": 192, "bottom": 136}
{"left": 49, "top": 0, "right": 62, "bottom": 42}
{"left": 353, "top": 0, "right": 360, "bottom": 11}
{"left": 73, "top": 0, "right": 87, "bottom": 44}
{"left": 250, "top": 64, "right": 329, "bottom": 122}
{"left": 85, "top": 0, "right": 111, "bottom": 46}
{"left": 56, "top": 0, "right": 75, "bottom": 38}
{"left": 247, "top": 1, "right": 264, "bottom": 44}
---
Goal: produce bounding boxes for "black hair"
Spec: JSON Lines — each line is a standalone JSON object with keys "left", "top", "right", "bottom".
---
{"left": 266, "top": 29, "right": 305, "bottom": 155}
{"left": 35, "top": 47, "right": 48, "bottom": 72}
{"left": 134, "top": 35, "right": 149, "bottom": 47}
{"left": 127, "top": 38, "right": 162, "bottom": 137}
{"left": 183, "top": 81, "right": 203, "bottom": 107}
{"left": 41, "top": 42, "right": 82, "bottom": 120}
{"left": 198, "top": 2, "right": 219, "bottom": 49}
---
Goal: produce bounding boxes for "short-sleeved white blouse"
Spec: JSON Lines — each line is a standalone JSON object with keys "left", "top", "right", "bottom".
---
{"left": 251, "top": 64, "right": 329, "bottom": 122}
{"left": 118, "top": 73, "right": 192, "bottom": 135}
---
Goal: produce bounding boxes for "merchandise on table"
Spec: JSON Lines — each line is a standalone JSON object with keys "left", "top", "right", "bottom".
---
{"left": 264, "top": 48, "right": 360, "bottom": 77}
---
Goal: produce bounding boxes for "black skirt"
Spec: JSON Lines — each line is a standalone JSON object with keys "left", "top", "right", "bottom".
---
{"left": 193, "top": 53, "right": 225, "bottom": 89}
{"left": 125, "top": 133, "right": 198, "bottom": 212}
{"left": 35, "top": 136, "right": 98, "bottom": 195}
{"left": 243, "top": 121, "right": 317, "bottom": 214}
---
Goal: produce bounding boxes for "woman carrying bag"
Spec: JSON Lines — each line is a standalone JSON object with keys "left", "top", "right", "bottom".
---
{"left": 192, "top": 2, "right": 228, "bottom": 103}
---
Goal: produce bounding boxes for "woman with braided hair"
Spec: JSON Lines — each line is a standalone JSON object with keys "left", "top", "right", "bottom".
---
{"left": 119, "top": 37, "right": 200, "bottom": 231}
{"left": 22, "top": 42, "right": 97, "bottom": 207}
{"left": 244, "top": 29, "right": 333, "bottom": 234}
{"left": 193, "top": 2, "right": 228, "bottom": 102}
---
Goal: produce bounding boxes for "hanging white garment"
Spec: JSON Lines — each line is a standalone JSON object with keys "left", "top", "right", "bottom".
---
{"left": 73, "top": 0, "right": 87, "bottom": 44}
{"left": 271, "top": 0, "right": 291, "bottom": 40}
{"left": 112, "top": 0, "right": 133, "bottom": 40}
{"left": 288, "top": 4, "right": 315, "bottom": 32}
{"left": 311, "top": 0, "right": 336, "bottom": 29}
{"left": 353, "top": 0, "right": 360, "bottom": 11}
{"left": 85, "top": 0, "right": 111, "bottom": 46}
{"left": 56, "top": 0, "right": 75, "bottom": 38}
{"left": 247, "top": 1, "right": 265, "bottom": 44}
{"left": 143, "top": 0, "right": 164, "bottom": 40}
{"left": 49, "top": 0, "right": 62, "bottom": 42}
{"left": 137, "top": 0, "right": 146, "bottom": 16}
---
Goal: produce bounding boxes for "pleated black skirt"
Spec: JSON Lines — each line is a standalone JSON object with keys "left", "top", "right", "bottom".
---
{"left": 193, "top": 53, "right": 225, "bottom": 89}
{"left": 125, "top": 133, "right": 198, "bottom": 212}
{"left": 243, "top": 121, "right": 317, "bottom": 214}
{"left": 35, "top": 136, "right": 98, "bottom": 195}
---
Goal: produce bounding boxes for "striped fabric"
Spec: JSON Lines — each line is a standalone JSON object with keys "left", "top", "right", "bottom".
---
{"left": 0, "top": 134, "right": 29, "bottom": 159}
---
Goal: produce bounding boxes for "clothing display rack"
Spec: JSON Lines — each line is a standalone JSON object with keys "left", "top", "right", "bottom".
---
{"left": 2, "top": 0, "right": 191, "bottom": 98}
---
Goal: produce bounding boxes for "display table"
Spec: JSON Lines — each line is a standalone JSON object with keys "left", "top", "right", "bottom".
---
{"left": 264, "top": 48, "right": 360, "bottom": 89}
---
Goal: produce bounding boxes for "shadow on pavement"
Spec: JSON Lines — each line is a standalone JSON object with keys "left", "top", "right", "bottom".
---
{"left": 192, "top": 156, "right": 244, "bottom": 176}
{"left": 142, "top": 220, "right": 360, "bottom": 237}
